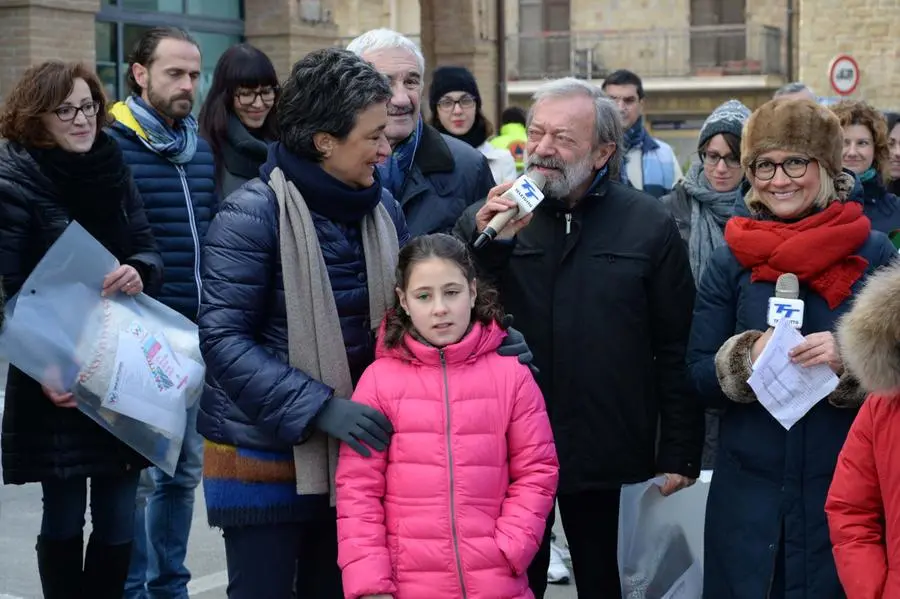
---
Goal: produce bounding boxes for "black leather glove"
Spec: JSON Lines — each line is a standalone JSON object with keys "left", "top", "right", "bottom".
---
{"left": 496, "top": 314, "right": 539, "bottom": 374}
{"left": 314, "top": 396, "right": 394, "bottom": 457}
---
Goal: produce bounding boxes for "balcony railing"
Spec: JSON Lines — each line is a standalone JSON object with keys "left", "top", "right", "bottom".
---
{"left": 507, "top": 24, "right": 784, "bottom": 81}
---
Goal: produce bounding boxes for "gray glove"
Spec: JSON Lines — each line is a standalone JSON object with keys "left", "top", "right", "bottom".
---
{"left": 314, "top": 396, "right": 394, "bottom": 457}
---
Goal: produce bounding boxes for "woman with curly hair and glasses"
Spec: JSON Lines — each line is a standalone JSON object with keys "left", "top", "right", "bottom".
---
{"left": 0, "top": 61, "right": 161, "bottom": 598}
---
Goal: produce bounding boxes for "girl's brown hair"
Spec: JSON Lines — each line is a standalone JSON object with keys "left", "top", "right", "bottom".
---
{"left": 0, "top": 61, "right": 112, "bottom": 149}
{"left": 831, "top": 100, "right": 892, "bottom": 183}
{"left": 382, "top": 233, "right": 506, "bottom": 349}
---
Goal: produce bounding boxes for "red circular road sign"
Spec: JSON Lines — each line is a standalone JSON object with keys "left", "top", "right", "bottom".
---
{"left": 829, "top": 54, "right": 860, "bottom": 96}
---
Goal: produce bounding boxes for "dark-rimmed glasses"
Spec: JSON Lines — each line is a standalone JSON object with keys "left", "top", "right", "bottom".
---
{"left": 53, "top": 102, "right": 100, "bottom": 122}
{"left": 700, "top": 152, "right": 741, "bottom": 169}
{"left": 235, "top": 87, "right": 279, "bottom": 107}
{"left": 750, "top": 157, "right": 811, "bottom": 181}
{"left": 437, "top": 95, "right": 476, "bottom": 112}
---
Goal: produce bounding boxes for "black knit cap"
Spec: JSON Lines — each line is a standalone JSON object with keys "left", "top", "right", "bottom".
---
{"left": 428, "top": 66, "right": 481, "bottom": 115}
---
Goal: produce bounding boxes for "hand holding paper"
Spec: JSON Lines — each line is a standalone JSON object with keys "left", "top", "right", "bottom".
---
{"left": 747, "top": 319, "right": 839, "bottom": 430}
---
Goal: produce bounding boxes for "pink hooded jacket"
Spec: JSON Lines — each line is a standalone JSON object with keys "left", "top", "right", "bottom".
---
{"left": 336, "top": 320, "right": 559, "bottom": 599}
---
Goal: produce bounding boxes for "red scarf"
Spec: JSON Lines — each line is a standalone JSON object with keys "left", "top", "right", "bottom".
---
{"left": 724, "top": 201, "right": 871, "bottom": 309}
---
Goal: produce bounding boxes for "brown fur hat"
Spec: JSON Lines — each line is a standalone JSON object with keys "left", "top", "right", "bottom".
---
{"left": 741, "top": 99, "right": 843, "bottom": 178}
{"left": 837, "top": 261, "right": 900, "bottom": 394}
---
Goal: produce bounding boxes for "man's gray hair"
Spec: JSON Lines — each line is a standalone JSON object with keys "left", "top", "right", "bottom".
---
{"left": 278, "top": 48, "right": 392, "bottom": 161}
{"left": 346, "top": 28, "right": 425, "bottom": 77}
{"left": 774, "top": 81, "right": 815, "bottom": 98}
{"left": 529, "top": 77, "right": 623, "bottom": 181}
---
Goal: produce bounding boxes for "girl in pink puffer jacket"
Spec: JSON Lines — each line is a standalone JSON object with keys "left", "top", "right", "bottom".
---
{"left": 335, "top": 233, "right": 559, "bottom": 599}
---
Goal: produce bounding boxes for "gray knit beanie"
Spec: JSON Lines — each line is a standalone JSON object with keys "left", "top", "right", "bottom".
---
{"left": 698, "top": 99, "right": 751, "bottom": 150}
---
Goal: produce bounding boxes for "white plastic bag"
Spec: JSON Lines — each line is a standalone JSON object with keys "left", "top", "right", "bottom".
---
{"left": 0, "top": 222, "right": 204, "bottom": 476}
{"left": 618, "top": 472, "right": 712, "bottom": 599}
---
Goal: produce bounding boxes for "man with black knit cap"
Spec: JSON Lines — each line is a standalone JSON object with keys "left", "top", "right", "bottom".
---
{"left": 347, "top": 29, "right": 495, "bottom": 236}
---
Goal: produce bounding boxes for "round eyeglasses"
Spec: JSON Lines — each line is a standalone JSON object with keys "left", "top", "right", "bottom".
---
{"left": 437, "top": 95, "right": 476, "bottom": 112}
{"left": 53, "top": 102, "right": 100, "bottom": 122}
{"left": 234, "top": 87, "right": 279, "bottom": 107}
{"left": 750, "top": 157, "right": 811, "bottom": 181}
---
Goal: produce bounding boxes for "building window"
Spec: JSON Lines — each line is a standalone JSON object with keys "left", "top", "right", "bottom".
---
{"left": 96, "top": 0, "right": 243, "bottom": 110}
{"left": 689, "top": 0, "right": 747, "bottom": 74}
{"left": 516, "top": 0, "right": 570, "bottom": 80}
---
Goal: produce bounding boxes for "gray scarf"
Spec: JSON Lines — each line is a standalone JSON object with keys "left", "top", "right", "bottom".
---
{"left": 268, "top": 167, "right": 398, "bottom": 505}
{"left": 681, "top": 162, "right": 737, "bottom": 283}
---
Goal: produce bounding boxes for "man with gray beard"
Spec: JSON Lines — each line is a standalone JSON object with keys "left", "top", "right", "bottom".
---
{"left": 455, "top": 78, "right": 703, "bottom": 599}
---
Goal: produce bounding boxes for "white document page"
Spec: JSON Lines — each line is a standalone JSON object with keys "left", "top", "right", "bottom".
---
{"left": 747, "top": 318, "right": 839, "bottom": 430}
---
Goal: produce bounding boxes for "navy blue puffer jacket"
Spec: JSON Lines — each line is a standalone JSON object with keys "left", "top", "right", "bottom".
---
{"left": 107, "top": 106, "right": 217, "bottom": 321}
{"left": 197, "top": 179, "right": 409, "bottom": 450}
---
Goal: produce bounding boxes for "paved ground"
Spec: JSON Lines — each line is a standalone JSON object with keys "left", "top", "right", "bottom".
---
{"left": 0, "top": 360, "right": 577, "bottom": 598}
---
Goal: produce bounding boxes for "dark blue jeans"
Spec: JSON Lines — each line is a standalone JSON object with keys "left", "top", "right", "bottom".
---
{"left": 40, "top": 471, "right": 140, "bottom": 544}
{"left": 125, "top": 403, "right": 203, "bottom": 599}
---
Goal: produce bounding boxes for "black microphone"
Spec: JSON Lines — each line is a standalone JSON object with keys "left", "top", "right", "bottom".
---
{"left": 473, "top": 171, "right": 547, "bottom": 248}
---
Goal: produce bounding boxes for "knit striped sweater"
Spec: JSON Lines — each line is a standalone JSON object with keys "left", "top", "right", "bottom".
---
{"left": 203, "top": 441, "right": 330, "bottom": 528}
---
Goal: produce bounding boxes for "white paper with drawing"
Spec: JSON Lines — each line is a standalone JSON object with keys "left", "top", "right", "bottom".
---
{"left": 747, "top": 318, "right": 839, "bottom": 430}
{"left": 101, "top": 323, "right": 204, "bottom": 438}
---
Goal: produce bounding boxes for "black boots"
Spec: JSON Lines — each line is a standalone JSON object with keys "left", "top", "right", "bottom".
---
{"left": 36, "top": 535, "right": 133, "bottom": 598}
{"left": 83, "top": 535, "right": 133, "bottom": 599}
{"left": 36, "top": 535, "right": 83, "bottom": 599}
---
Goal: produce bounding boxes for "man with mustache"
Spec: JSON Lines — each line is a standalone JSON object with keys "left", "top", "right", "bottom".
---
{"left": 107, "top": 26, "right": 216, "bottom": 599}
{"left": 348, "top": 29, "right": 496, "bottom": 236}
{"left": 455, "top": 78, "right": 703, "bottom": 599}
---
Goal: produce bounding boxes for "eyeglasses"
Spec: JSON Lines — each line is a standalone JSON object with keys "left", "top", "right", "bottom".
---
{"left": 700, "top": 152, "right": 741, "bottom": 169}
{"left": 53, "top": 102, "right": 100, "bottom": 122}
{"left": 750, "top": 157, "right": 811, "bottom": 181}
{"left": 437, "top": 95, "right": 476, "bottom": 112}
{"left": 234, "top": 87, "right": 279, "bottom": 107}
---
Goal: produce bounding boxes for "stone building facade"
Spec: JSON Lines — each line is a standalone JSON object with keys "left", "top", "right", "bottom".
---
{"left": 0, "top": 0, "right": 898, "bottom": 155}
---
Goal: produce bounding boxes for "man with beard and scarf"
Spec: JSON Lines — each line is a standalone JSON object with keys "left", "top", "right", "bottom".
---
{"left": 107, "top": 26, "right": 216, "bottom": 599}
{"left": 454, "top": 78, "right": 703, "bottom": 599}
{"left": 602, "top": 69, "right": 682, "bottom": 198}
{"left": 347, "top": 29, "right": 496, "bottom": 236}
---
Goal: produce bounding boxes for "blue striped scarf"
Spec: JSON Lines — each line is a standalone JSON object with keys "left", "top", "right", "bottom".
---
{"left": 125, "top": 95, "right": 198, "bottom": 165}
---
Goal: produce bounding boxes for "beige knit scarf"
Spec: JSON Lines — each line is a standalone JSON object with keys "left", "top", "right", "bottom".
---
{"left": 269, "top": 166, "right": 398, "bottom": 505}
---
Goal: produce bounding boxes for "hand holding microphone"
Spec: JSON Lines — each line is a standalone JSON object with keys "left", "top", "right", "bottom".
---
{"left": 753, "top": 273, "right": 805, "bottom": 362}
{"left": 473, "top": 171, "right": 547, "bottom": 248}
{"left": 756, "top": 273, "right": 842, "bottom": 373}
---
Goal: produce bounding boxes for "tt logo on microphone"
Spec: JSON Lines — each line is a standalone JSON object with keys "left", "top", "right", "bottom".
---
{"left": 773, "top": 303, "right": 801, "bottom": 319}
{"left": 520, "top": 179, "right": 538, "bottom": 199}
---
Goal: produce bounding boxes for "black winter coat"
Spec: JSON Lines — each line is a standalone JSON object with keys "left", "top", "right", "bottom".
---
{"left": 688, "top": 230, "right": 896, "bottom": 599}
{"left": 197, "top": 180, "right": 409, "bottom": 450}
{"left": 0, "top": 139, "right": 162, "bottom": 484}
{"left": 456, "top": 176, "right": 703, "bottom": 493}
{"left": 399, "top": 124, "right": 495, "bottom": 236}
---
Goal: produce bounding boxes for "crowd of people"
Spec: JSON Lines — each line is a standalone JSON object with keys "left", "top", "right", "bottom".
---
{"left": 1, "top": 23, "right": 900, "bottom": 599}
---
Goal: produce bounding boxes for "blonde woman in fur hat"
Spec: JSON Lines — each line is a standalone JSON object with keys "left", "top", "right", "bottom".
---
{"left": 686, "top": 99, "right": 897, "bottom": 599}
{"left": 826, "top": 262, "right": 900, "bottom": 598}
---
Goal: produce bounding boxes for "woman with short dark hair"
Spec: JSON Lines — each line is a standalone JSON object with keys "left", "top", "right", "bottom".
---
{"left": 196, "top": 47, "right": 410, "bottom": 598}
{"left": 0, "top": 61, "right": 161, "bottom": 598}
{"left": 885, "top": 111, "right": 900, "bottom": 197}
{"left": 199, "top": 43, "right": 280, "bottom": 197}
